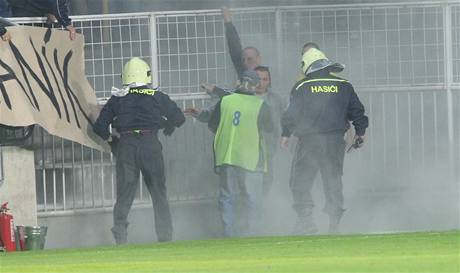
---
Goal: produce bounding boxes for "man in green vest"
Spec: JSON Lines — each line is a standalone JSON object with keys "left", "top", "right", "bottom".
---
{"left": 208, "top": 69, "right": 273, "bottom": 237}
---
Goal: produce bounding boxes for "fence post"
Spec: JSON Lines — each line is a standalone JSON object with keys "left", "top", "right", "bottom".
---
{"left": 275, "top": 8, "right": 283, "bottom": 88}
{"left": 0, "top": 148, "right": 3, "bottom": 188}
{"left": 149, "top": 13, "right": 159, "bottom": 88}
{"left": 443, "top": 4, "right": 456, "bottom": 182}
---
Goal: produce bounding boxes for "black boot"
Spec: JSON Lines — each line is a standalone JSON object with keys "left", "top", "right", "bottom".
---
{"left": 328, "top": 210, "right": 345, "bottom": 235}
{"left": 111, "top": 225, "right": 128, "bottom": 245}
{"left": 293, "top": 212, "right": 318, "bottom": 235}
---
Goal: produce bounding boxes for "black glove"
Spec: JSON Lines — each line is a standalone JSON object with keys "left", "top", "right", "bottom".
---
{"left": 347, "top": 136, "right": 364, "bottom": 153}
{"left": 109, "top": 136, "right": 119, "bottom": 156}
{"left": 163, "top": 123, "right": 175, "bottom": 136}
{"left": 159, "top": 117, "right": 175, "bottom": 136}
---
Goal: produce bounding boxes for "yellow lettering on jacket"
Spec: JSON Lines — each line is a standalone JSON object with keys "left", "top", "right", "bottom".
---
{"left": 129, "top": 88, "right": 156, "bottom": 96}
{"left": 310, "top": 85, "right": 338, "bottom": 93}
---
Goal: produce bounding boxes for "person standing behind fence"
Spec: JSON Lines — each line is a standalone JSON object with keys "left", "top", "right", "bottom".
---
{"left": 253, "top": 66, "right": 285, "bottom": 195}
{"left": 93, "top": 57, "right": 185, "bottom": 245}
{"left": 208, "top": 70, "right": 273, "bottom": 237}
{"left": 7, "top": 0, "right": 76, "bottom": 40}
{"left": 281, "top": 48, "right": 368, "bottom": 235}
{"left": 222, "top": 6, "right": 262, "bottom": 77}
{"left": 185, "top": 67, "right": 283, "bottom": 196}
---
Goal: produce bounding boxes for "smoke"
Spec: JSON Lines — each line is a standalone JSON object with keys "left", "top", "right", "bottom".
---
{"left": 41, "top": 1, "right": 459, "bottom": 249}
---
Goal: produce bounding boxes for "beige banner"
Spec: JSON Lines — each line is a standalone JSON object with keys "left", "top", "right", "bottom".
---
{"left": 0, "top": 26, "right": 109, "bottom": 152}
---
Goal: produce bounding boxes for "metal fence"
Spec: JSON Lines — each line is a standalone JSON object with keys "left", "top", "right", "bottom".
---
{"left": 0, "top": 148, "right": 3, "bottom": 186}
{"left": 9, "top": 1, "right": 459, "bottom": 215}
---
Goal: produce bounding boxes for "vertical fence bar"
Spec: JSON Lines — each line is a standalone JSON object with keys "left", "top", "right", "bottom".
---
{"left": 71, "top": 142, "right": 76, "bottom": 210}
{"left": 407, "top": 93, "right": 413, "bottom": 183}
{"left": 443, "top": 4, "right": 455, "bottom": 182}
{"left": 41, "top": 129, "right": 47, "bottom": 212}
{"left": 394, "top": 93, "right": 400, "bottom": 168}
{"left": 275, "top": 8, "right": 283, "bottom": 85}
{"left": 80, "top": 144, "right": 85, "bottom": 208}
{"left": 61, "top": 139, "right": 66, "bottom": 211}
{"left": 0, "top": 148, "right": 3, "bottom": 185}
{"left": 420, "top": 93, "right": 426, "bottom": 169}
{"left": 52, "top": 136, "right": 57, "bottom": 211}
{"left": 100, "top": 151, "right": 105, "bottom": 207}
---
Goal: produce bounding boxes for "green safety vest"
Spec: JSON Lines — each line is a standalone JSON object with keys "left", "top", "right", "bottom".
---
{"left": 214, "top": 93, "right": 265, "bottom": 172}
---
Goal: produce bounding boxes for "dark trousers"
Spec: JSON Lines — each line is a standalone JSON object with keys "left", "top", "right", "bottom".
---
{"left": 290, "top": 133, "right": 346, "bottom": 217}
{"left": 112, "top": 133, "right": 172, "bottom": 242}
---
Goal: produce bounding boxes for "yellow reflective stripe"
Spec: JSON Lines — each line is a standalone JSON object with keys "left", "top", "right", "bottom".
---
{"left": 295, "top": 78, "right": 348, "bottom": 90}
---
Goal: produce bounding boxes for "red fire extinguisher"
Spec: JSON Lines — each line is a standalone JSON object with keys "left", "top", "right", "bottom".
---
{"left": 0, "top": 202, "right": 16, "bottom": 252}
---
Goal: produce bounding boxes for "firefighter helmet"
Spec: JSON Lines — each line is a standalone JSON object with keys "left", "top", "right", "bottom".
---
{"left": 301, "top": 48, "right": 344, "bottom": 75}
{"left": 122, "top": 57, "right": 152, "bottom": 85}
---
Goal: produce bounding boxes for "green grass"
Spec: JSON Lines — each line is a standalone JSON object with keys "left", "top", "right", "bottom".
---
{"left": 1, "top": 231, "right": 459, "bottom": 273}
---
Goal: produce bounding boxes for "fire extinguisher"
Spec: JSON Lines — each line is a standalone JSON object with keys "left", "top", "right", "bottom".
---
{"left": 0, "top": 202, "right": 16, "bottom": 252}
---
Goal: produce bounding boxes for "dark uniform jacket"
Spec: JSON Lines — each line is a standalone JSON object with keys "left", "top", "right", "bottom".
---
{"left": 282, "top": 70, "right": 368, "bottom": 138}
{"left": 8, "top": 0, "right": 71, "bottom": 27}
{"left": 93, "top": 86, "right": 185, "bottom": 140}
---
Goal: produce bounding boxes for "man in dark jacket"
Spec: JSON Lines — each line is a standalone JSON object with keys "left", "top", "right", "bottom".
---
{"left": 93, "top": 57, "right": 185, "bottom": 244}
{"left": 281, "top": 48, "right": 368, "bottom": 235}
{"left": 222, "top": 6, "right": 262, "bottom": 78}
{"left": 8, "top": 0, "right": 76, "bottom": 39}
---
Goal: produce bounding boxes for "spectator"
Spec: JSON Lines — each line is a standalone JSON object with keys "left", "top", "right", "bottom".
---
{"left": 253, "top": 66, "right": 285, "bottom": 195}
{"left": 8, "top": 0, "right": 76, "bottom": 40}
{"left": 208, "top": 70, "right": 273, "bottom": 236}
{"left": 222, "top": 7, "right": 262, "bottom": 78}
{"left": 185, "top": 67, "right": 284, "bottom": 196}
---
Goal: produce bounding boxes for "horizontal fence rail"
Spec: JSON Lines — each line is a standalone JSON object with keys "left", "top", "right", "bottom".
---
{"left": 6, "top": 1, "right": 459, "bottom": 216}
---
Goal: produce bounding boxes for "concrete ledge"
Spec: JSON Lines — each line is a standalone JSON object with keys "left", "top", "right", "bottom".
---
{"left": 0, "top": 147, "right": 37, "bottom": 226}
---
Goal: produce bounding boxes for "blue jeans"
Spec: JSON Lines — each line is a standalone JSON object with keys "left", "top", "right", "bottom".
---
{"left": 218, "top": 165, "right": 264, "bottom": 237}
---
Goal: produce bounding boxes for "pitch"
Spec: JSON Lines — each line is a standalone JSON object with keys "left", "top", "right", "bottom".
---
{"left": 1, "top": 230, "right": 458, "bottom": 273}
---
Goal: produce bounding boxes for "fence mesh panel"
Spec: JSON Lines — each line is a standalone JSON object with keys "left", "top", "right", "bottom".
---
{"left": 7, "top": 3, "right": 457, "bottom": 214}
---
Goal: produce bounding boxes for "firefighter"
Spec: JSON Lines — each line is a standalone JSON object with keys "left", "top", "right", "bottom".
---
{"left": 208, "top": 69, "right": 273, "bottom": 236}
{"left": 281, "top": 48, "right": 368, "bottom": 234}
{"left": 93, "top": 57, "right": 185, "bottom": 244}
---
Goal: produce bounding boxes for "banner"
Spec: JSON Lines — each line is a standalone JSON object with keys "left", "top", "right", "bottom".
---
{"left": 0, "top": 26, "right": 109, "bottom": 152}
